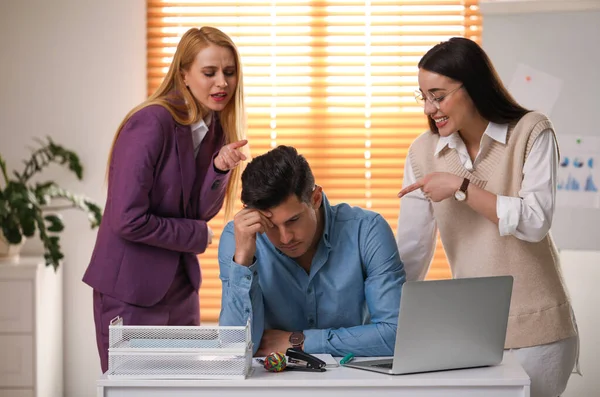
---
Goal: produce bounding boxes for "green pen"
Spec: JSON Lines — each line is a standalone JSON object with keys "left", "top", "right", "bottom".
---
{"left": 340, "top": 353, "right": 355, "bottom": 365}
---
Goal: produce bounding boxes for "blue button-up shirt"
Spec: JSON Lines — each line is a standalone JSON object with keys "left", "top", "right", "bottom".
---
{"left": 218, "top": 194, "right": 406, "bottom": 356}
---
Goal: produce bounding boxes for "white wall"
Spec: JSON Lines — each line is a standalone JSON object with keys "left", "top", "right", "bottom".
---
{"left": 0, "top": 1, "right": 145, "bottom": 396}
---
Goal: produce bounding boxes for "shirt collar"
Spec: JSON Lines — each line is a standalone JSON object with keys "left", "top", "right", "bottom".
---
{"left": 321, "top": 192, "right": 332, "bottom": 247}
{"left": 190, "top": 112, "right": 213, "bottom": 132}
{"left": 434, "top": 132, "right": 462, "bottom": 157}
{"left": 485, "top": 121, "right": 508, "bottom": 144}
{"left": 434, "top": 121, "right": 508, "bottom": 157}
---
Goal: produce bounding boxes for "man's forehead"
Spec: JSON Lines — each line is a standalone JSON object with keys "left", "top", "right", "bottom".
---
{"left": 263, "top": 197, "right": 307, "bottom": 223}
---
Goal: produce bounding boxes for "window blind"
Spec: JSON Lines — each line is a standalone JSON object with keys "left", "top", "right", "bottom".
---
{"left": 147, "top": 0, "right": 482, "bottom": 322}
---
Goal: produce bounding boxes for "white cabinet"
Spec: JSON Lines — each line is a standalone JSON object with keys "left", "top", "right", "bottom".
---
{"left": 0, "top": 257, "right": 63, "bottom": 397}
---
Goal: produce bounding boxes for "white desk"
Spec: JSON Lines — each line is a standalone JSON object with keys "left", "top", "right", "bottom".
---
{"left": 97, "top": 353, "right": 530, "bottom": 397}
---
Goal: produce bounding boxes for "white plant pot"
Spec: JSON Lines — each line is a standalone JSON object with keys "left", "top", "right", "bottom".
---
{"left": 0, "top": 230, "right": 26, "bottom": 260}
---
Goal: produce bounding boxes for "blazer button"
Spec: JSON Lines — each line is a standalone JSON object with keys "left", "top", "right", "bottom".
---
{"left": 211, "top": 180, "right": 221, "bottom": 190}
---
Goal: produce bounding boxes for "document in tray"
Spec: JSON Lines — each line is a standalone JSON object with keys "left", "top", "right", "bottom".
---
{"left": 311, "top": 354, "right": 338, "bottom": 367}
{"left": 129, "top": 339, "right": 219, "bottom": 349}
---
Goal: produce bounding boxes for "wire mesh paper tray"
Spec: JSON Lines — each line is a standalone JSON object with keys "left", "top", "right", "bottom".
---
{"left": 107, "top": 316, "right": 253, "bottom": 380}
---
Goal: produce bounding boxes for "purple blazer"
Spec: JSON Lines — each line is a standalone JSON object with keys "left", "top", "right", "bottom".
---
{"left": 83, "top": 105, "right": 231, "bottom": 306}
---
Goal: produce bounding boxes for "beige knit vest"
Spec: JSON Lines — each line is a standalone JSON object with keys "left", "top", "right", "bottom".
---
{"left": 409, "top": 112, "right": 576, "bottom": 348}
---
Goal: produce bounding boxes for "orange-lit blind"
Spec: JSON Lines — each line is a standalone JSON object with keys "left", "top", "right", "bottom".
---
{"left": 147, "top": 0, "right": 482, "bottom": 322}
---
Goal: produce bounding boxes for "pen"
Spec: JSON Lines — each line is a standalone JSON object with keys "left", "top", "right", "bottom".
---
{"left": 340, "top": 353, "right": 355, "bottom": 365}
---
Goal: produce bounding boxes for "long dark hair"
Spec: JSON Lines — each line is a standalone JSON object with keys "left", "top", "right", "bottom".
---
{"left": 418, "top": 37, "right": 529, "bottom": 134}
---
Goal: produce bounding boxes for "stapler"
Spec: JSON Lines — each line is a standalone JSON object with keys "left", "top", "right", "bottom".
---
{"left": 285, "top": 348, "right": 327, "bottom": 372}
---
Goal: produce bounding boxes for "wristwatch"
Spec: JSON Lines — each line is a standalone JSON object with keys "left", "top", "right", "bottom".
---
{"left": 289, "top": 331, "right": 305, "bottom": 350}
{"left": 454, "top": 178, "right": 470, "bottom": 202}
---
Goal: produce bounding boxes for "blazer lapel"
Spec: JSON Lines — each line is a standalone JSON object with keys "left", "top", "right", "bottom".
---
{"left": 175, "top": 124, "right": 196, "bottom": 217}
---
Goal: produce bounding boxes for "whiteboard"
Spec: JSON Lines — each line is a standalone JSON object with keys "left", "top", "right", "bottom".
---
{"left": 482, "top": 8, "right": 600, "bottom": 250}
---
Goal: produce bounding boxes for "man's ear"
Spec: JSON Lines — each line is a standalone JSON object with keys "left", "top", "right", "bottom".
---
{"left": 311, "top": 185, "right": 323, "bottom": 209}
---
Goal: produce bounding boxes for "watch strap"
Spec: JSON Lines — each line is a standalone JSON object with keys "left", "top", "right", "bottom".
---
{"left": 460, "top": 177, "right": 470, "bottom": 193}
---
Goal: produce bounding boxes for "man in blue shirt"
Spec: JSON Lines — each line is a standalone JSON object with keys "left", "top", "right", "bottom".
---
{"left": 218, "top": 145, "right": 406, "bottom": 357}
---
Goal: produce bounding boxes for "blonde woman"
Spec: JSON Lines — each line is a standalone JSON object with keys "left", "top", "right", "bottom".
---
{"left": 83, "top": 27, "right": 248, "bottom": 373}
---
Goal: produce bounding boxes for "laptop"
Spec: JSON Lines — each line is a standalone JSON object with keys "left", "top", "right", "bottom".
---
{"left": 344, "top": 275, "right": 513, "bottom": 375}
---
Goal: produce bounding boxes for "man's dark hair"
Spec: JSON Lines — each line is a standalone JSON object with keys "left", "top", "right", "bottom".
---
{"left": 241, "top": 145, "right": 315, "bottom": 210}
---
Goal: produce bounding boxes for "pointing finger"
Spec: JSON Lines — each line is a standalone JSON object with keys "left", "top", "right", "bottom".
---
{"left": 397, "top": 181, "right": 424, "bottom": 198}
{"left": 229, "top": 139, "right": 248, "bottom": 149}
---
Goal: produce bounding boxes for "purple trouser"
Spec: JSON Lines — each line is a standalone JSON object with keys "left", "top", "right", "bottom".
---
{"left": 93, "top": 263, "right": 200, "bottom": 373}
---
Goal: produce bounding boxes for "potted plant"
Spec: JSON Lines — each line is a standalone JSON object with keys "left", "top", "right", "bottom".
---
{"left": 0, "top": 137, "right": 102, "bottom": 270}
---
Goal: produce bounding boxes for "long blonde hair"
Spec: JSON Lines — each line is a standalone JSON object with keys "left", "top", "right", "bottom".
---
{"left": 107, "top": 27, "right": 247, "bottom": 219}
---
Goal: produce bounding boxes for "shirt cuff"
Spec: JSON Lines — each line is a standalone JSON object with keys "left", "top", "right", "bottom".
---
{"left": 213, "top": 164, "right": 230, "bottom": 174}
{"left": 302, "top": 329, "right": 326, "bottom": 354}
{"left": 228, "top": 257, "right": 258, "bottom": 290}
{"left": 212, "top": 152, "right": 231, "bottom": 174}
{"left": 497, "top": 195, "right": 522, "bottom": 236}
{"left": 205, "top": 224, "right": 212, "bottom": 249}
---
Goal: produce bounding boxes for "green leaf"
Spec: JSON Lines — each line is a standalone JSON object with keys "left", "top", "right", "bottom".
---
{"left": 1, "top": 222, "right": 23, "bottom": 244}
{"left": 19, "top": 215, "right": 36, "bottom": 237}
{"left": 44, "top": 214, "right": 65, "bottom": 232}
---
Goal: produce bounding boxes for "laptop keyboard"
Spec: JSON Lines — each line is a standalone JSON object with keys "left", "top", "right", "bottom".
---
{"left": 373, "top": 362, "right": 393, "bottom": 369}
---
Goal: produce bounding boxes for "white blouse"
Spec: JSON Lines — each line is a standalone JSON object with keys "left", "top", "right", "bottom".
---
{"left": 396, "top": 122, "right": 558, "bottom": 281}
{"left": 190, "top": 112, "right": 212, "bottom": 158}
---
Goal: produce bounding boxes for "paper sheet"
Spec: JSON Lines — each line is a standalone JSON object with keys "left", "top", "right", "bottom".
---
{"left": 311, "top": 354, "right": 339, "bottom": 367}
{"left": 556, "top": 136, "right": 600, "bottom": 208}
{"left": 508, "top": 63, "right": 563, "bottom": 116}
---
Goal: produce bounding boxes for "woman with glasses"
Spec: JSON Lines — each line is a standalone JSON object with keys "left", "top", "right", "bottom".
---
{"left": 396, "top": 37, "right": 578, "bottom": 397}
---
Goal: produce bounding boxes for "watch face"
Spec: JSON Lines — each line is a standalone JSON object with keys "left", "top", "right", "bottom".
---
{"left": 454, "top": 190, "right": 466, "bottom": 201}
{"left": 289, "top": 332, "right": 304, "bottom": 345}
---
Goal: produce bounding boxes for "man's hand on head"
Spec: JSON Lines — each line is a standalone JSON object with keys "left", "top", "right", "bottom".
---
{"left": 256, "top": 329, "right": 294, "bottom": 357}
{"left": 233, "top": 208, "right": 273, "bottom": 266}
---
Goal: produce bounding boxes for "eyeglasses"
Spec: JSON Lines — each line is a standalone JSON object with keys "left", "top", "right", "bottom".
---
{"left": 414, "top": 85, "right": 463, "bottom": 110}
